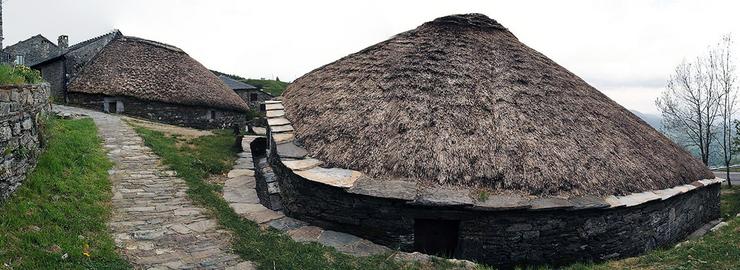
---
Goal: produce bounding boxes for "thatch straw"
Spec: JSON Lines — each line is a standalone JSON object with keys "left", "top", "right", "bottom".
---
{"left": 69, "top": 36, "right": 249, "bottom": 112}
{"left": 282, "top": 14, "right": 712, "bottom": 197}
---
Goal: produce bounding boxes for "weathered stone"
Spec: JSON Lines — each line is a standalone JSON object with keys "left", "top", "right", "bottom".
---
{"left": 348, "top": 178, "right": 417, "bottom": 200}
{"left": 472, "top": 194, "right": 531, "bottom": 210}
{"left": 244, "top": 209, "right": 284, "bottom": 224}
{"left": 224, "top": 189, "right": 260, "bottom": 204}
{"left": 530, "top": 197, "right": 573, "bottom": 210}
{"left": 282, "top": 158, "right": 322, "bottom": 171}
{"left": 287, "top": 226, "right": 323, "bottom": 242}
{"left": 186, "top": 220, "right": 217, "bottom": 233}
{"left": 412, "top": 186, "right": 474, "bottom": 206}
{"left": 272, "top": 133, "right": 294, "bottom": 143}
{"left": 270, "top": 125, "right": 294, "bottom": 133}
{"left": 318, "top": 230, "right": 363, "bottom": 248}
{"left": 231, "top": 203, "right": 267, "bottom": 215}
{"left": 267, "top": 117, "right": 290, "bottom": 126}
{"left": 225, "top": 176, "right": 256, "bottom": 190}
{"left": 336, "top": 239, "right": 391, "bottom": 257}
{"left": 266, "top": 110, "right": 285, "bottom": 118}
{"left": 267, "top": 217, "right": 308, "bottom": 231}
{"left": 276, "top": 142, "right": 308, "bottom": 159}
{"left": 567, "top": 196, "right": 609, "bottom": 210}
{"left": 294, "top": 167, "right": 363, "bottom": 188}
{"left": 265, "top": 103, "right": 284, "bottom": 111}
{"left": 264, "top": 100, "right": 282, "bottom": 104}
{"left": 228, "top": 169, "right": 255, "bottom": 178}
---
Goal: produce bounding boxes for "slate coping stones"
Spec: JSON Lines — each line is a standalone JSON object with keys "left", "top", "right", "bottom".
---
{"left": 293, "top": 167, "right": 363, "bottom": 188}
{"left": 276, "top": 142, "right": 308, "bottom": 159}
{"left": 266, "top": 110, "right": 285, "bottom": 118}
{"left": 529, "top": 197, "right": 573, "bottom": 210}
{"left": 653, "top": 188, "right": 683, "bottom": 200}
{"left": 566, "top": 196, "right": 609, "bottom": 210}
{"left": 267, "top": 117, "right": 291, "bottom": 126}
{"left": 265, "top": 103, "right": 284, "bottom": 111}
{"left": 270, "top": 125, "right": 294, "bottom": 133}
{"left": 282, "top": 158, "right": 323, "bottom": 171}
{"left": 471, "top": 194, "right": 531, "bottom": 210}
{"left": 411, "top": 186, "right": 474, "bottom": 206}
{"left": 348, "top": 178, "right": 417, "bottom": 201}
{"left": 272, "top": 133, "right": 294, "bottom": 143}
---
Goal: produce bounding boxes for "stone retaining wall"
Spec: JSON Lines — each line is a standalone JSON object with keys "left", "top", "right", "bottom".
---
{"left": 0, "top": 83, "right": 50, "bottom": 200}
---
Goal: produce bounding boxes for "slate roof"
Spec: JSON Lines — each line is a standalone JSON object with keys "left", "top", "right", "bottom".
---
{"left": 219, "top": 75, "right": 258, "bottom": 90}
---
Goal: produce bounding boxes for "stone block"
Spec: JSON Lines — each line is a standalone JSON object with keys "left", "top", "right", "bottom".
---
{"left": 266, "top": 110, "right": 285, "bottom": 118}
{"left": 282, "top": 158, "right": 322, "bottom": 171}
{"left": 228, "top": 169, "right": 255, "bottom": 178}
{"left": 270, "top": 125, "right": 294, "bottom": 133}
{"left": 267, "top": 117, "right": 290, "bottom": 126}
{"left": 293, "top": 167, "right": 363, "bottom": 188}
{"left": 272, "top": 133, "right": 294, "bottom": 143}
{"left": 348, "top": 178, "right": 417, "bottom": 201}
{"left": 530, "top": 197, "right": 573, "bottom": 210}
{"left": 265, "top": 103, "right": 284, "bottom": 111}
{"left": 276, "top": 142, "right": 308, "bottom": 159}
{"left": 471, "top": 194, "right": 530, "bottom": 210}
{"left": 413, "top": 186, "right": 473, "bottom": 206}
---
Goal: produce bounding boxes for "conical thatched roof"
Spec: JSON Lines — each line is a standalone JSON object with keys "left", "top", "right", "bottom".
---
{"left": 282, "top": 14, "right": 712, "bottom": 197}
{"left": 68, "top": 36, "right": 249, "bottom": 112}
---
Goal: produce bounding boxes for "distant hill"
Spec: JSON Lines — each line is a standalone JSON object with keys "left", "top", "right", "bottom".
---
{"left": 242, "top": 79, "right": 289, "bottom": 96}
{"left": 211, "top": 70, "right": 289, "bottom": 96}
{"left": 630, "top": 110, "right": 663, "bottom": 130}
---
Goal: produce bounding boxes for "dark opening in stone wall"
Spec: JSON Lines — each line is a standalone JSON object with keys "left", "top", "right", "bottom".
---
{"left": 414, "top": 219, "right": 460, "bottom": 257}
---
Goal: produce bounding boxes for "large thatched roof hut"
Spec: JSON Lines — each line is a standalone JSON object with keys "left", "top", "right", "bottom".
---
{"left": 259, "top": 14, "right": 723, "bottom": 268}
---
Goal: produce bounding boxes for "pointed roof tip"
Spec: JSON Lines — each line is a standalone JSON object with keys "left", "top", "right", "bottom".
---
{"left": 425, "top": 13, "right": 507, "bottom": 31}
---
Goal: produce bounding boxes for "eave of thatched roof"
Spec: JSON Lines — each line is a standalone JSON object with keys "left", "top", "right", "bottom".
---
{"left": 68, "top": 36, "right": 249, "bottom": 112}
{"left": 280, "top": 13, "right": 713, "bottom": 197}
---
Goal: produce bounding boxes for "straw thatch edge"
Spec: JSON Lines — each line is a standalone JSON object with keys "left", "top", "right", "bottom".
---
{"left": 266, "top": 100, "right": 726, "bottom": 211}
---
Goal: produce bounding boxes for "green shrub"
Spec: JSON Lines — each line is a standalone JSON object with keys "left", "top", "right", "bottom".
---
{"left": 0, "top": 64, "right": 44, "bottom": 85}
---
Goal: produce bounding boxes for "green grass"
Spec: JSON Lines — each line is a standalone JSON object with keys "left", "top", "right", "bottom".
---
{"left": 0, "top": 117, "right": 129, "bottom": 269}
{"left": 131, "top": 126, "right": 474, "bottom": 270}
{"left": 243, "top": 79, "right": 289, "bottom": 96}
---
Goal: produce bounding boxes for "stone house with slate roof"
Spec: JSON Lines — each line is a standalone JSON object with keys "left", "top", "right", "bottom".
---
{"left": 11, "top": 29, "right": 249, "bottom": 129}
{"left": 219, "top": 75, "right": 273, "bottom": 111}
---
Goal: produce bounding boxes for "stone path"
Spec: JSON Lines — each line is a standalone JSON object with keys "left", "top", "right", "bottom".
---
{"left": 53, "top": 105, "right": 254, "bottom": 270}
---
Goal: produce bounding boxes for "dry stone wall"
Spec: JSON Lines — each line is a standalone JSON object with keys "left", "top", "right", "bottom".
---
{"left": 0, "top": 83, "right": 50, "bottom": 200}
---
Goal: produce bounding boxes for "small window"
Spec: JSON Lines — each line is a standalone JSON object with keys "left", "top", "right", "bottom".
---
{"left": 14, "top": 55, "right": 25, "bottom": 65}
{"left": 209, "top": 110, "right": 216, "bottom": 120}
{"left": 250, "top": 93, "right": 259, "bottom": 101}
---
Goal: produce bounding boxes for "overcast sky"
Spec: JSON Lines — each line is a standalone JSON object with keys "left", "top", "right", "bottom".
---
{"left": 3, "top": 0, "right": 739, "bottom": 114}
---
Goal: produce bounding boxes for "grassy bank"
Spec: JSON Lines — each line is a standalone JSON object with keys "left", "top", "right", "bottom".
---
{"left": 0, "top": 117, "right": 129, "bottom": 269}
{"left": 131, "top": 126, "right": 468, "bottom": 270}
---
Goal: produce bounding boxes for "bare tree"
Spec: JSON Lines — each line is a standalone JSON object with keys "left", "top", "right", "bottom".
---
{"left": 716, "top": 34, "right": 737, "bottom": 186}
{"left": 657, "top": 55, "right": 723, "bottom": 165}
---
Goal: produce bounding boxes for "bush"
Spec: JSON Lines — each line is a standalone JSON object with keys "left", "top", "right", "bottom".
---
{"left": 0, "top": 64, "right": 44, "bottom": 85}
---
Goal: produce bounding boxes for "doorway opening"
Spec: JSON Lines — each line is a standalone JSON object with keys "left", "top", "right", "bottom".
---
{"left": 108, "top": 102, "right": 117, "bottom": 113}
{"left": 414, "top": 219, "right": 460, "bottom": 257}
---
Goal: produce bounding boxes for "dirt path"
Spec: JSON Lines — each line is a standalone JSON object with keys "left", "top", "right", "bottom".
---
{"left": 53, "top": 105, "right": 253, "bottom": 270}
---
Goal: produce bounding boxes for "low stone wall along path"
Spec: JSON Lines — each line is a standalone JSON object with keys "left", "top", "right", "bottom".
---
{"left": 53, "top": 105, "right": 254, "bottom": 270}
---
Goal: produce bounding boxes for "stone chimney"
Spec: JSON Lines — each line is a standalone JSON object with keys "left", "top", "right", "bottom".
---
{"left": 58, "top": 35, "right": 68, "bottom": 49}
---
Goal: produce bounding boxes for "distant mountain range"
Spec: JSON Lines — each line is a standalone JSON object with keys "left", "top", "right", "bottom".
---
{"left": 630, "top": 110, "right": 663, "bottom": 130}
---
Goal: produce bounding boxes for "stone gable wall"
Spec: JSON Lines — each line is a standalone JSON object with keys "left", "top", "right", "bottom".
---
{"left": 4, "top": 36, "right": 60, "bottom": 66}
{"left": 234, "top": 89, "right": 272, "bottom": 111}
{"left": 68, "top": 93, "right": 246, "bottom": 130}
{"left": 0, "top": 83, "right": 51, "bottom": 200}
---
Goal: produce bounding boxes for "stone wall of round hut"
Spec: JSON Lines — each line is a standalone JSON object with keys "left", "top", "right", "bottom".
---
{"left": 267, "top": 138, "right": 721, "bottom": 268}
